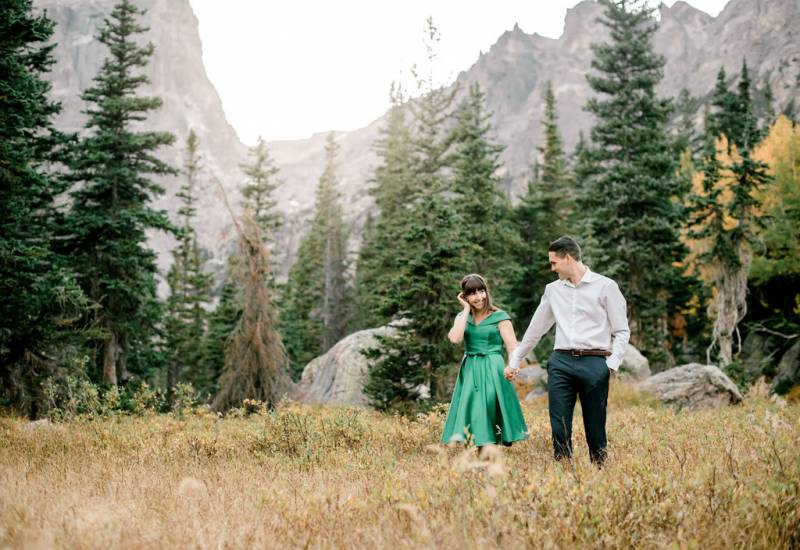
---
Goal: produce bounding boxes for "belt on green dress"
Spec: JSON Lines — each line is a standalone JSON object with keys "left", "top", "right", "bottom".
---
{"left": 464, "top": 350, "right": 503, "bottom": 357}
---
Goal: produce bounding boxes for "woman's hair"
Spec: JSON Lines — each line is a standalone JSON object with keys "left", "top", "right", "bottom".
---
{"left": 461, "top": 274, "right": 495, "bottom": 314}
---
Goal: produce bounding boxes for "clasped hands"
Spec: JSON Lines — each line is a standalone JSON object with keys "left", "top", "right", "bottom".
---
{"left": 503, "top": 365, "right": 519, "bottom": 381}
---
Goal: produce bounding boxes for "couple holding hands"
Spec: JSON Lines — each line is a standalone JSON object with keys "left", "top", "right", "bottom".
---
{"left": 440, "top": 236, "right": 630, "bottom": 465}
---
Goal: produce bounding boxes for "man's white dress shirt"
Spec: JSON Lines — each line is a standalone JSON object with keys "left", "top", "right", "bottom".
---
{"left": 508, "top": 266, "right": 631, "bottom": 371}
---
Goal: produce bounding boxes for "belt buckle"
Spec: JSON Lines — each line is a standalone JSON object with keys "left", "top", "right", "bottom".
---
{"left": 570, "top": 349, "right": 582, "bottom": 357}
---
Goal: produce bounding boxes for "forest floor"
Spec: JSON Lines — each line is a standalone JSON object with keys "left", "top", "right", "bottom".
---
{"left": 0, "top": 383, "right": 798, "bottom": 549}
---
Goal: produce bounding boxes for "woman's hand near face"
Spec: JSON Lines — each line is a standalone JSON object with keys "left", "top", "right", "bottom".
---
{"left": 457, "top": 292, "right": 470, "bottom": 311}
{"left": 448, "top": 293, "right": 471, "bottom": 344}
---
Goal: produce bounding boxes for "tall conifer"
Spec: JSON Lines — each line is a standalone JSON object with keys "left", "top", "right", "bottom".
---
{"left": 509, "top": 82, "right": 572, "bottom": 327}
{"left": 354, "top": 84, "right": 416, "bottom": 330}
{"left": 688, "top": 62, "right": 771, "bottom": 365}
{"left": 364, "top": 20, "right": 472, "bottom": 408}
{"left": 281, "top": 133, "right": 349, "bottom": 379}
{"left": 240, "top": 136, "right": 283, "bottom": 238}
{"left": 0, "top": 0, "right": 86, "bottom": 416}
{"left": 450, "top": 82, "right": 519, "bottom": 295}
{"left": 579, "top": 0, "right": 689, "bottom": 361}
{"left": 164, "top": 131, "right": 212, "bottom": 397}
{"left": 64, "top": 0, "right": 177, "bottom": 385}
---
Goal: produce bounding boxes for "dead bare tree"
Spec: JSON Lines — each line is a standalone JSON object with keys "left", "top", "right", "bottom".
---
{"left": 212, "top": 185, "right": 293, "bottom": 411}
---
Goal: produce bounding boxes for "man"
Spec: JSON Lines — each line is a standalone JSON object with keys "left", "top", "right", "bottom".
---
{"left": 506, "top": 236, "right": 630, "bottom": 465}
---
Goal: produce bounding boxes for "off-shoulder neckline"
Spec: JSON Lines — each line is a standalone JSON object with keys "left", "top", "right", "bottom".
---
{"left": 468, "top": 309, "right": 507, "bottom": 326}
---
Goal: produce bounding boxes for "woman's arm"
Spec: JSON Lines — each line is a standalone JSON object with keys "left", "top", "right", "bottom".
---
{"left": 498, "top": 319, "right": 519, "bottom": 380}
{"left": 498, "top": 319, "right": 518, "bottom": 358}
{"left": 448, "top": 293, "right": 471, "bottom": 344}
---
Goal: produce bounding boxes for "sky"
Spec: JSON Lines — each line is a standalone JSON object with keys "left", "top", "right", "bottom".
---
{"left": 189, "top": 0, "right": 730, "bottom": 145}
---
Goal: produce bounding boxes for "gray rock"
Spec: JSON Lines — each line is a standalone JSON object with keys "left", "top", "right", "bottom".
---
{"left": 294, "top": 324, "right": 401, "bottom": 406}
{"left": 772, "top": 340, "right": 800, "bottom": 393}
{"left": 619, "top": 344, "right": 651, "bottom": 382}
{"left": 516, "top": 365, "right": 547, "bottom": 385}
{"left": 517, "top": 365, "right": 547, "bottom": 401}
{"left": 638, "top": 363, "right": 743, "bottom": 409}
{"left": 524, "top": 387, "right": 547, "bottom": 401}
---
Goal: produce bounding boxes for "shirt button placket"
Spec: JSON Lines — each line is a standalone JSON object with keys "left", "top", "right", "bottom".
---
{"left": 569, "top": 286, "right": 575, "bottom": 349}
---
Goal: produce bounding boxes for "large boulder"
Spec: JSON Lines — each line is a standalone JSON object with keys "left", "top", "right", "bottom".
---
{"left": 515, "top": 365, "right": 548, "bottom": 402}
{"left": 772, "top": 340, "right": 800, "bottom": 394}
{"left": 293, "top": 324, "right": 400, "bottom": 406}
{"left": 638, "top": 363, "right": 743, "bottom": 409}
{"left": 619, "top": 344, "right": 651, "bottom": 382}
{"left": 516, "top": 365, "right": 547, "bottom": 385}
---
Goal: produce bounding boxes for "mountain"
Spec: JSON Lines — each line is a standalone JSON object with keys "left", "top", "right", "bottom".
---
{"left": 36, "top": 0, "right": 247, "bottom": 281}
{"left": 35, "top": 0, "right": 800, "bottom": 282}
{"left": 456, "top": 0, "right": 800, "bottom": 191}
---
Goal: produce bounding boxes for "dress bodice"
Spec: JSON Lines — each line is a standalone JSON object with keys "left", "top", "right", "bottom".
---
{"left": 464, "top": 310, "right": 511, "bottom": 356}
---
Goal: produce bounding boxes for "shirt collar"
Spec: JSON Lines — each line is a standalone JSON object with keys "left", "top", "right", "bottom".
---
{"left": 561, "top": 265, "right": 597, "bottom": 288}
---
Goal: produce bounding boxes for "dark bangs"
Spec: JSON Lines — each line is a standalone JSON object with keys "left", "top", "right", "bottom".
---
{"left": 461, "top": 274, "right": 487, "bottom": 296}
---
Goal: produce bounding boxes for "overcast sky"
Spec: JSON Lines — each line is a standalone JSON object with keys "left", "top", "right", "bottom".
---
{"left": 189, "top": 0, "right": 730, "bottom": 145}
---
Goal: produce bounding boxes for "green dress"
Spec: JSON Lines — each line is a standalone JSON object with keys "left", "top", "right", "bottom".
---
{"left": 441, "top": 309, "right": 528, "bottom": 447}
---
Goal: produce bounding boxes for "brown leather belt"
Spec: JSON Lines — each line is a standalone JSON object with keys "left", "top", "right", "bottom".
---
{"left": 555, "top": 348, "right": 611, "bottom": 357}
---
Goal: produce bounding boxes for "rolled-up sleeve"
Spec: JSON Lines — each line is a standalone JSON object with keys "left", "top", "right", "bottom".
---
{"left": 604, "top": 281, "right": 630, "bottom": 371}
{"left": 508, "top": 290, "right": 555, "bottom": 370}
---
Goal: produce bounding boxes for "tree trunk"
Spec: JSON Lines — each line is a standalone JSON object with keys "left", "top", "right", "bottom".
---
{"left": 117, "top": 333, "right": 129, "bottom": 384}
{"left": 103, "top": 332, "right": 118, "bottom": 386}
{"left": 322, "top": 233, "right": 334, "bottom": 351}
{"left": 629, "top": 312, "right": 643, "bottom": 349}
{"left": 718, "top": 335, "right": 733, "bottom": 367}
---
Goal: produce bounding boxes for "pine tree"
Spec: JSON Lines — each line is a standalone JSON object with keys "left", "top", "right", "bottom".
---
{"left": 761, "top": 80, "right": 776, "bottom": 132}
{"left": 364, "top": 23, "right": 473, "bottom": 408}
{"left": 63, "top": 0, "right": 176, "bottom": 385}
{"left": 579, "top": 0, "right": 690, "bottom": 361}
{"left": 199, "top": 279, "right": 239, "bottom": 394}
{"left": 687, "top": 62, "right": 772, "bottom": 366}
{"left": 240, "top": 136, "right": 283, "bottom": 238}
{"left": 408, "top": 18, "right": 458, "bottom": 196}
{"left": 509, "top": 82, "right": 572, "bottom": 327}
{"left": 673, "top": 88, "right": 703, "bottom": 160}
{"left": 353, "top": 84, "right": 415, "bottom": 330}
{"left": 369, "top": 83, "right": 416, "bottom": 214}
{"left": 0, "top": 0, "right": 86, "bottom": 416}
{"left": 450, "top": 82, "right": 520, "bottom": 294}
{"left": 164, "top": 131, "right": 213, "bottom": 398}
{"left": 363, "top": 194, "right": 472, "bottom": 410}
{"left": 281, "top": 133, "right": 349, "bottom": 379}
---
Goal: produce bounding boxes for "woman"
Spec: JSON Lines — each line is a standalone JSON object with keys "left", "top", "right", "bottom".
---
{"left": 441, "top": 274, "right": 528, "bottom": 449}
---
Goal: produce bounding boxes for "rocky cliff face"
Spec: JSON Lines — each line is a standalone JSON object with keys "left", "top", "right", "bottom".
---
{"left": 36, "top": 0, "right": 800, "bottom": 281}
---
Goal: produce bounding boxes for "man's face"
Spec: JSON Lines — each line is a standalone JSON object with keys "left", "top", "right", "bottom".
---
{"left": 548, "top": 251, "right": 572, "bottom": 280}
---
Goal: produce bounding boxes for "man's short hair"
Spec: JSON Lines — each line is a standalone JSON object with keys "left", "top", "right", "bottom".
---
{"left": 549, "top": 236, "right": 582, "bottom": 262}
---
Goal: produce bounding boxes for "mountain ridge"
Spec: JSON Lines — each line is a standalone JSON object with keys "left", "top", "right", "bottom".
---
{"left": 35, "top": 0, "right": 800, "bottom": 280}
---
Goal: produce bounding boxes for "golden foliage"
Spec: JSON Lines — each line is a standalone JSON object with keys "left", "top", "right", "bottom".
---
{"left": 754, "top": 115, "right": 797, "bottom": 213}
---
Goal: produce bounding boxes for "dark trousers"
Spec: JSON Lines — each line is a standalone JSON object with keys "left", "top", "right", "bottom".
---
{"left": 547, "top": 352, "right": 610, "bottom": 464}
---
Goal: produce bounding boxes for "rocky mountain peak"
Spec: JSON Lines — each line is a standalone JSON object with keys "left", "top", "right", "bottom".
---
{"left": 659, "top": 1, "right": 713, "bottom": 26}
{"left": 561, "top": 0, "right": 606, "bottom": 53}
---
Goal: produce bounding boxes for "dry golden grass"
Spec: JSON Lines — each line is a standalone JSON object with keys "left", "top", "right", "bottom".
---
{"left": 1, "top": 384, "right": 798, "bottom": 549}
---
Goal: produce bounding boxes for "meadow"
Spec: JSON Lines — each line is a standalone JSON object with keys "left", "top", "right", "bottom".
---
{"left": 0, "top": 383, "right": 798, "bottom": 549}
